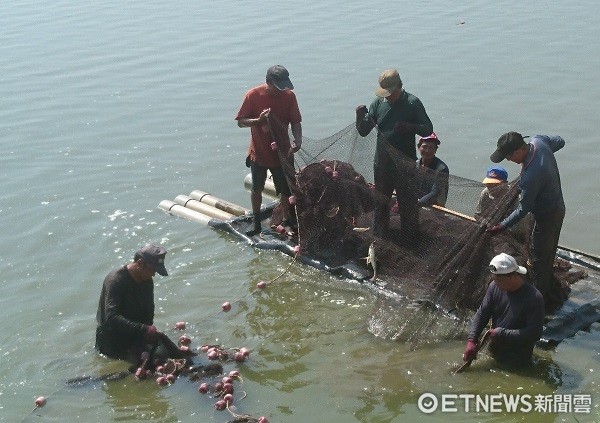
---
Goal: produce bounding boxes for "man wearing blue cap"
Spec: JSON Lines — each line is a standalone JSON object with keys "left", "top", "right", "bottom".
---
{"left": 486, "top": 132, "right": 567, "bottom": 313}
{"left": 474, "top": 166, "right": 509, "bottom": 220}
{"left": 96, "top": 244, "right": 183, "bottom": 362}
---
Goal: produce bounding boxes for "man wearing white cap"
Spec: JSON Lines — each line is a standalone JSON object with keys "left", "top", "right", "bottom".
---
{"left": 463, "top": 253, "right": 544, "bottom": 367}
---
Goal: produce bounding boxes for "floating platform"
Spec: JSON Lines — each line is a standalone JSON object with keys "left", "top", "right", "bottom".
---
{"left": 159, "top": 177, "right": 600, "bottom": 346}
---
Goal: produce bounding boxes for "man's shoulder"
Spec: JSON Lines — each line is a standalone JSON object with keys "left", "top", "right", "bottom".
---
{"left": 434, "top": 157, "right": 449, "bottom": 172}
{"left": 104, "top": 266, "right": 130, "bottom": 285}
{"left": 245, "top": 84, "right": 268, "bottom": 97}
{"left": 403, "top": 90, "right": 423, "bottom": 104}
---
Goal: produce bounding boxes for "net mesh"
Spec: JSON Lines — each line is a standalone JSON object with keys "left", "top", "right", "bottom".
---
{"left": 266, "top": 115, "right": 571, "bottom": 347}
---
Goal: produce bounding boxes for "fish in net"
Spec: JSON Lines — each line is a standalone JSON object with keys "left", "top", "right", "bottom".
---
{"left": 265, "top": 114, "right": 574, "bottom": 348}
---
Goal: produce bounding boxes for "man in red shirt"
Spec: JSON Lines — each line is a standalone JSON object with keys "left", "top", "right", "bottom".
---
{"left": 236, "top": 65, "right": 303, "bottom": 236}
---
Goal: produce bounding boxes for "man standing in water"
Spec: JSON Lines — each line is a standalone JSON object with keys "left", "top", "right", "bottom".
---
{"left": 96, "top": 244, "right": 188, "bottom": 363}
{"left": 487, "top": 132, "right": 566, "bottom": 313}
{"left": 236, "top": 65, "right": 303, "bottom": 236}
{"left": 356, "top": 68, "right": 433, "bottom": 239}
{"left": 463, "top": 253, "right": 544, "bottom": 367}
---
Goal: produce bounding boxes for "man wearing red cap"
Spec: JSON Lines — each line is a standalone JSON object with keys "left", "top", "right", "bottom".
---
{"left": 415, "top": 132, "right": 449, "bottom": 207}
{"left": 355, "top": 68, "right": 433, "bottom": 239}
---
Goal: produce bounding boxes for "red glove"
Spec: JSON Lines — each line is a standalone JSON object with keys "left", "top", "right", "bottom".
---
{"left": 144, "top": 325, "right": 158, "bottom": 343}
{"left": 463, "top": 339, "right": 477, "bottom": 362}
{"left": 486, "top": 224, "right": 505, "bottom": 235}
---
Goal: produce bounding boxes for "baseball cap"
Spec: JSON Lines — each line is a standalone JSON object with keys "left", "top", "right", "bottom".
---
{"left": 489, "top": 253, "right": 527, "bottom": 275}
{"left": 418, "top": 132, "right": 440, "bottom": 147}
{"left": 266, "top": 65, "right": 294, "bottom": 90}
{"left": 375, "top": 69, "right": 402, "bottom": 98}
{"left": 490, "top": 132, "right": 526, "bottom": 163}
{"left": 136, "top": 244, "right": 168, "bottom": 276}
{"left": 482, "top": 166, "right": 508, "bottom": 184}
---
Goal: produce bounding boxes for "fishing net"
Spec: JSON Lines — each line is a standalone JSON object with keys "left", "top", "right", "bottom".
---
{"left": 265, "top": 114, "right": 574, "bottom": 347}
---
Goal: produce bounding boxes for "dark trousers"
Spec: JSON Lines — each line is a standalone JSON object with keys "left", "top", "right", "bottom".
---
{"left": 373, "top": 161, "right": 419, "bottom": 239}
{"left": 531, "top": 207, "right": 566, "bottom": 309}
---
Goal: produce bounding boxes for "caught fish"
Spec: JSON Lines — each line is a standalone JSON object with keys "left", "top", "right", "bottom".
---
{"left": 352, "top": 227, "right": 370, "bottom": 233}
{"left": 326, "top": 205, "right": 340, "bottom": 217}
{"left": 362, "top": 242, "right": 377, "bottom": 281}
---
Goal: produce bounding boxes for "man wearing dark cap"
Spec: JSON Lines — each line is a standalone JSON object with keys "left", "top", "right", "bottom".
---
{"left": 236, "top": 65, "right": 303, "bottom": 236}
{"left": 96, "top": 244, "right": 172, "bottom": 362}
{"left": 487, "top": 132, "right": 567, "bottom": 313}
{"left": 355, "top": 68, "right": 433, "bottom": 239}
{"left": 463, "top": 253, "right": 544, "bottom": 367}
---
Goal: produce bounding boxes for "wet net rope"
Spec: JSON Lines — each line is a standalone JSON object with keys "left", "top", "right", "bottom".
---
{"left": 266, "top": 115, "right": 571, "bottom": 348}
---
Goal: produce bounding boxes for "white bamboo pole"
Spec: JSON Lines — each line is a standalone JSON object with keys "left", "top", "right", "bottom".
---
{"left": 158, "top": 200, "right": 212, "bottom": 225}
{"left": 243, "top": 173, "right": 277, "bottom": 199}
{"left": 173, "top": 195, "right": 235, "bottom": 221}
{"left": 189, "top": 190, "right": 248, "bottom": 216}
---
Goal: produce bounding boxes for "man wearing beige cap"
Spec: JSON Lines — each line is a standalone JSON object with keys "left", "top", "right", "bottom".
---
{"left": 356, "top": 69, "right": 433, "bottom": 239}
{"left": 463, "top": 253, "right": 544, "bottom": 367}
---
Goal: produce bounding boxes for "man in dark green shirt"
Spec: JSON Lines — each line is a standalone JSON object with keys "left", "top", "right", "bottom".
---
{"left": 356, "top": 69, "right": 433, "bottom": 239}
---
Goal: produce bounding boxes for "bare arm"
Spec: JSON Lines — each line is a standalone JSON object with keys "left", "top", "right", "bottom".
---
{"left": 237, "top": 108, "right": 270, "bottom": 128}
{"left": 290, "top": 122, "right": 302, "bottom": 153}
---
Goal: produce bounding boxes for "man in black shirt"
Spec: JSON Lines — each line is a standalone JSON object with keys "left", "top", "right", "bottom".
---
{"left": 463, "top": 253, "right": 544, "bottom": 367}
{"left": 96, "top": 244, "right": 170, "bottom": 362}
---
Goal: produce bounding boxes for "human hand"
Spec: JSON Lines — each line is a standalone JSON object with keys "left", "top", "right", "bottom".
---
{"left": 290, "top": 141, "right": 301, "bottom": 154}
{"left": 462, "top": 339, "right": 477, "bottom": 362}
{"left": 393, "top": 122, "right": 415, "bottom": 134}
{"left": 356, "top": 105, "right": 368, "bottom": 120}
{"left": 486, "top": 328, "right": 498, "bottom": 338}
{"left": 486, "top": 224, "right": 505, "bottom": 235}
{"left": 258, "top": 108, "right": 270, "bottom": 124}
{"left": 144, "top": 325, "right": 158, "bottom": 343}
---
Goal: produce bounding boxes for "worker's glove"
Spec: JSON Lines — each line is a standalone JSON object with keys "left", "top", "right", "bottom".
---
{"left": 355, "top": 105, "right": 368, "bottom": 120}
{"left": 144, "top": 325, "right": 159, "bottom": 343}
{"left": 462, "top": 339, "right": 477, "bottom": 362}
{"left": 486, "top": 224, "right": 505, "bottom": 236}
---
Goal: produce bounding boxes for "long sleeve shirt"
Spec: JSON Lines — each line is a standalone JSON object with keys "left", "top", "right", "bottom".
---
{"left": 357, "top": 90, "right": 433, "bottom": 162}
{"left": 96, "top": 266, "right": 154, "bottom": 359}
{"left": 469, "top": 281, "right": 544, "bottom": 365}
{"left": 500, "top": 135, "right": 565, "bottom": 229}
{"left": 416, "top": 156, "right": 449, "bottom": 206}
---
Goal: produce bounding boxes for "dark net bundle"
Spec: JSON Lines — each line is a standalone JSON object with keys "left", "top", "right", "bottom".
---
{"left": 266, "top": 115, "right": 567, "bottom": 347}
